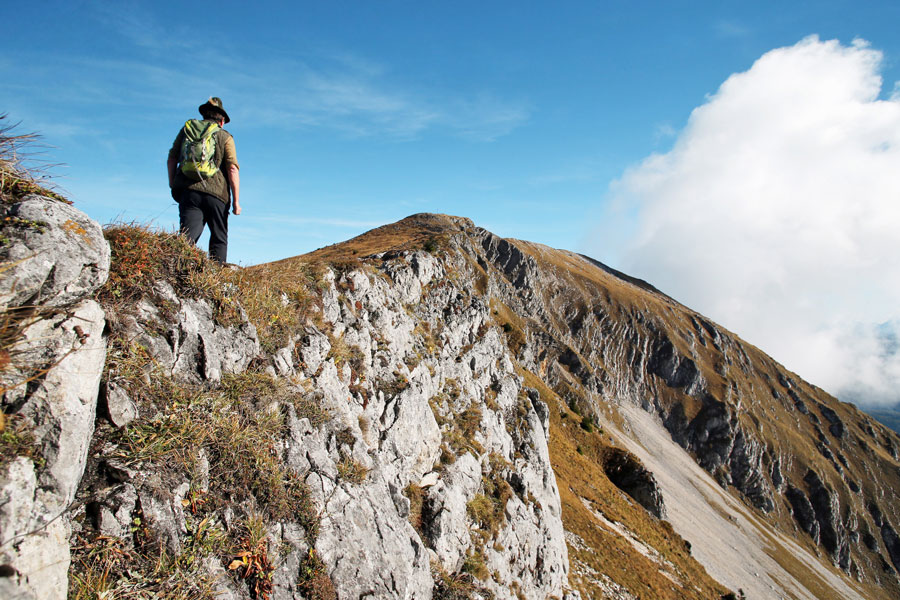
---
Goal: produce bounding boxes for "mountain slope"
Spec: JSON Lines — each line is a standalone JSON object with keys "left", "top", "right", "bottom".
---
{"left": 4, "top": 203, "right": 899, "bottom": 600}
{"left": 294, "top": 213, "right": 900, "bottom": 599}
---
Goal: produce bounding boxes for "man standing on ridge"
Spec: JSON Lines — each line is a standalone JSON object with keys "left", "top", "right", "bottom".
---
{"left": 167, "top": 97, "right": 241, "bottom": 264}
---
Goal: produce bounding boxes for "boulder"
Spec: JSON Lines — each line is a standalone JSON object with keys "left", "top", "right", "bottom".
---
{"left": 0, "top": 196, "right": 109, "bottom": 309}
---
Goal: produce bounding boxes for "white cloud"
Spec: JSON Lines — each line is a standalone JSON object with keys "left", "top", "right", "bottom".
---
{"left": 598, "top": 36, "right": 900, "bottom": 407}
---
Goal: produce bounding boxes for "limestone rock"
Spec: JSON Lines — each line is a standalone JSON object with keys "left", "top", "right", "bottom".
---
{"left": 101, "top": 381, "right": 137, "bottom": 428}
{"left": 0, "top": 298, "right": 106, "bottom": 600}
{"left": 97, "top": 484, "right": 137, "bottom": 539}
{"left": 602, "top": 447, "right": 666, "bottom": 518}
{"left": 122, "top": 280, "right": 260, "bottom": 383}
{"left": 0, "top": 196, "right": 109, "bottom": 309}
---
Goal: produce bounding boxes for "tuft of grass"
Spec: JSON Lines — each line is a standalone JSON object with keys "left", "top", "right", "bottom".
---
{"left": 0, "top": 303, "right": 61, "bottom": 396}
{"left": 100, "top": 224, "right": 326, "bottom": 355}
{"left": 100, "top": 224, "right": 216, "bottom": 304}
{"left": 233, "top": 259, "right": 323, "bottom": 353}
{"left": 69, "top": 530, "right": 220, "bottom": 600}
{"left": 0, "top": 115, "right": 69, "bottom": 205}
{"left": 432, "top": 562, "right": 489, "bottom": 600}
{"left": 461, "top": 550, "right": 489, "bottom": 580}
{"left": 404, "top": 483, "right": 425, "bottom": 537}
{"left": 336, "top": 455, "right": 368, "bottom": 484}
{"left": 0, "top": 303, "right": 78, "bottom": 450}
{"left": 466, "top": 495, "right": 496, "bottom": 531}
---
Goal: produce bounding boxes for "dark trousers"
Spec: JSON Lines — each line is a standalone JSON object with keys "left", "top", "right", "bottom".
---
{"left": 178, "top": 189, "right": 229, "bottom": 263}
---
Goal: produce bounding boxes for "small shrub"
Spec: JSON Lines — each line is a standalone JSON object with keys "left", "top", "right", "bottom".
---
{"left": 101, "top": 224, "right": 213, "bottom": 304}
{"left": 378, "top": 372, "right": 409, "bottom": 398}
{"left": 297, "top": 549, "right": 337, "bottom": 600}
{"left": 404, "top": 483, "right": 425, "bottom": 536}
{"left": 461, "top": 550, "right": 489, "bottom": 580}
{"left": 228, "top": 522, "right": 274, "bottom": 600}
{"left": 336, "top": 455, "right": 368, "bottom": 484}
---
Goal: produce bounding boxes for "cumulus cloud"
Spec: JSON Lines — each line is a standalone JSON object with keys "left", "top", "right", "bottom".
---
{"left": 600, "top": 36, "right": 900, "bottom": 407}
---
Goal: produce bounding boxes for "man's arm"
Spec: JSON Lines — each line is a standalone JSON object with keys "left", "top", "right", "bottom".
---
{"left": 167, "top": 157, "right": 180, "bottom": 201}
{"left": 167, "top": 156, "right": 177, "bottom": 188}
{"left": 226, "top": 164, "right": 241, "bottom": 215}
{"left": 167, "top": 132, "right": 181, "bottom": 200}
{"left": 222, "top": 135, "right": 241, "bottom": 215}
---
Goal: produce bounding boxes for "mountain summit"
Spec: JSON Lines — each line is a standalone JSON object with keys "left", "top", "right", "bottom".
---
{"left": 2, "top": 203, "right": 898, "bottom": 599}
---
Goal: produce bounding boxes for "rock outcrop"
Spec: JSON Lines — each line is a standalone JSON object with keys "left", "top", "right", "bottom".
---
{"left": 0, "top": 196, "right": 109, "bottom": 600}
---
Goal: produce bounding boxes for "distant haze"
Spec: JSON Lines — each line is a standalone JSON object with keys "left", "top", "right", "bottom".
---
{"left": 593, "top": 37, "right": 900, "bottom": 408}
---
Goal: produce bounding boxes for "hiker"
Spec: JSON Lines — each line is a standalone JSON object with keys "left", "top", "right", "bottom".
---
{"left": 167, "top": 97, "right": 241, "bottom": 263}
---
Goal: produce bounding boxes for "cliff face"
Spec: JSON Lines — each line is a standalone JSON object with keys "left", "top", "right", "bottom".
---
{"left": 1, "top": 203, "right": 899, "bottom": 600}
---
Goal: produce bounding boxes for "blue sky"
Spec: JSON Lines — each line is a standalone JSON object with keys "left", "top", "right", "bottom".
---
{"left": 6, "top": 0, "right": 897, "bottom": 264}
{"left": 5, "top": 0, "right": 900, "bottom": 406}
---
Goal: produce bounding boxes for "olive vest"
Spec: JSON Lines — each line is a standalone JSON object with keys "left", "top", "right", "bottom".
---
{"left": 172, "top": 123, "right": 233, "bottom": 205}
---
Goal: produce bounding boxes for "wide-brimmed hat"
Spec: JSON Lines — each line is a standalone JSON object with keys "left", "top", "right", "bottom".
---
{"left": 198, "top": 97, "right": 230, "bottom": 123}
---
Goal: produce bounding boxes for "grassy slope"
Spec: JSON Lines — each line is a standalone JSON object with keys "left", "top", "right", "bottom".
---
{"left": 520, "top": 369, "right": 728, "bottom": 600}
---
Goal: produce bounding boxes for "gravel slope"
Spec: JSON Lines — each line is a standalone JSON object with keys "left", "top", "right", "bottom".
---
{"left": 611, "top": 403, "right": 868, "bottom": 600}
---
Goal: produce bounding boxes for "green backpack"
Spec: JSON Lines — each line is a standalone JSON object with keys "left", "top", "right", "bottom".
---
{"left": 179, "top": 119, "right": 220, "bottom": 180}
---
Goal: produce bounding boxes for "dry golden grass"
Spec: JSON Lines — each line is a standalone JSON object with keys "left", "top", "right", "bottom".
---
{"left": 273, "top": 213, "right": 463, "bottom": 264}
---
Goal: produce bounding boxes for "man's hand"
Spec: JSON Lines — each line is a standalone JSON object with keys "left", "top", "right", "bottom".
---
{"left": 232, "top": 201, "right": 241, "bottom": 216}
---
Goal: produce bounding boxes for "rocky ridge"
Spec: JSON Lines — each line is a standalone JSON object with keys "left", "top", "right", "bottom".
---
{"left": 0, "top": 202, "right": 898, "bottom": 600}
